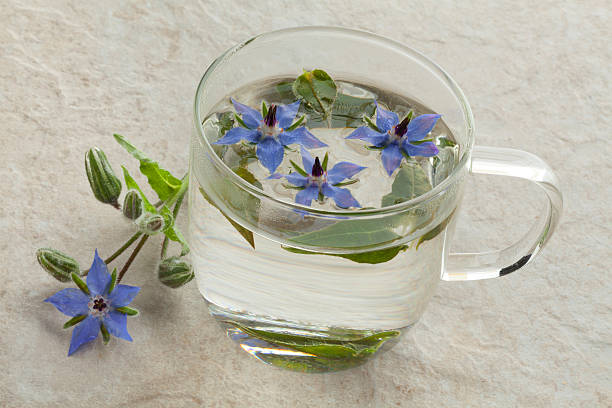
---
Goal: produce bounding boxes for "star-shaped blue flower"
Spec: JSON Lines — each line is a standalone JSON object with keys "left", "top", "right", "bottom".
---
{"left": 44, "top": 250, "right": 140, "bottom": 356}
{"left": 272, "top": 147, "right": 365, "bottom": 208}
{"left": 346, "top": 102, "right": 440, "bottom": 175}
{"left": 214, "top": 99, "right": 327, "bottom": 173}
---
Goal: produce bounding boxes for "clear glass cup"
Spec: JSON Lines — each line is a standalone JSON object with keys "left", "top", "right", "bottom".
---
{"left": 188, "top": 27, "right": 563, "bottom": 372}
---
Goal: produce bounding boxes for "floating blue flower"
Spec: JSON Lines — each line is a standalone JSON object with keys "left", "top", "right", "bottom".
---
{"left": 346, "top": 102, "right": 440, "bottom": 175}
{"left": 44, "top": 250, "right": 140, "bottom": 356}
{"left": 272, "top": 147, "right": 365, "bottom": 208}
{"left": 214, "top": 99, "right": 327, "bottom": 173}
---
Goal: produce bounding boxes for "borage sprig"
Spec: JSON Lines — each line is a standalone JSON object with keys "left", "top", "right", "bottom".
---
{"left": 37, "top": 134, "right": 193, "bottom": 356}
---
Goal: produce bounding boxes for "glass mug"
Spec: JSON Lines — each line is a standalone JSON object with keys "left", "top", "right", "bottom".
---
{"left": 188, "top": 27, "right": 562, "bottom": 372}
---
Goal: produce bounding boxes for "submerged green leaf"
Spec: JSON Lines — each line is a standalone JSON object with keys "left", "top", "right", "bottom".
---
{"left": 282, "top": 245, "right": 408, "bottom": 264}
{"left": 289, "top": 218, "right": 401, "bottom": 249}
{"left": 114, "top": 134, "right": 182, "bottom": 201}
{"left": 292, "top": 69, "right": 337, "bottom": 119}
{"left": 216, "top": 112, "right": 235, "bottom": 136}
{"left": 381, "top": 162, "right": 432, "bottom": 206}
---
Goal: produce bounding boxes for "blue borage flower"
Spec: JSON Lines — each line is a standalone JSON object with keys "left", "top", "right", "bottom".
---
{"left": 270, "top": 147, "right": 365, "bottom": 208}
{"left": 214, "top": 99, "right": 327, "bottom": 173}
{"left": 346, "top": 102, "right": 441, "bottom": 175}
{"left": 44, "top": 250, "right": 140, "bottom": 356}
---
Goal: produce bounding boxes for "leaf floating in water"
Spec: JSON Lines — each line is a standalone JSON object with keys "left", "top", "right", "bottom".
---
{"left": 292, "top": 69, "right": 337, "bottom": 121}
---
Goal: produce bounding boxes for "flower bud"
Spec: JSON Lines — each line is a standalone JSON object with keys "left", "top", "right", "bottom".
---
{"left": 85, "top": 147, "right": 122, "bottom": 208}
{"left": 123, "top": 190, "right": 143, "bottom": 220}
{"left": 36, "top": 248, "right": 81, "bottom": 282}
{"left": 158, "top": 257, "right": 194, "bottom": 288}
{"left": 136, "top": 212, "right": 165, "bottom": 235}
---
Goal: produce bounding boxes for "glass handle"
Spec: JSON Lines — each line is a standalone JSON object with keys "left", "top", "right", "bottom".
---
{"left": 442, "top": 146, "right": 563, "bottom": 281}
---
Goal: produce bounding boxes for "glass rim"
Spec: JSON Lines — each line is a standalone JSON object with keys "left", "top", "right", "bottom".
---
{"left": 194, "top": 25, "right": 475, "bottom": 217}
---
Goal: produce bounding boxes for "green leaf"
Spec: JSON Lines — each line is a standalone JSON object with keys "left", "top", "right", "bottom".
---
{"left": 234, "top": 113, "right": 248, "bottom": 129}
{"left": 71, "top": 272, "right": 89, "bottom": 295}
{"left": 292, "top": 69, "right": 337, "bottom": 119}
{"left": 363, "top": 114, "right": 381, "bottom": 132}
{"left": 116, "top": 306, "right": 139, "bottom": 316}
{"left": 199, "top": 188, "right": 255, "bottom": 249}
{"left": 285, "top": 115, "right": 305, "bottom": 132}
{"left": 330, "top": 93, "right": 376, "bottom": 128}
{"left": 216, "top": 112, "right": 235, "bottom": 136}
{"left": 163, "top": 225, "right": 190, "bottom": 256}
{"left": 261, "top": 100, "right": 268, "bottom": 116}
{"left": 304, "top": 93, "right": 376, "bottom": 129}
{"left": 275, "top": 81, "right": 295, "bottom": 101}
{"left": 232, "top": 324, "right": 400, "bottom": 360}
{"left": 437, "top": 137, "right": 456, "bottom": 147}
{"left": 100, "top": 323, "right": 110, "bottom": 344}
{"left": 282, "top": 245, "right": 408, "bottom": 264}
{"left": 321, "top": 152, "right": 329, "bottom": 171}
{"left": 63, "top": 314, "right": 87, "bottom": 329}
{"left": 107, "top": 268, "right": 117, "bottom": 294}
{"left": 114, "top": 134, "right": 182, "bottom": 201}
{"left": 122, "top": 166, "right": 155, "bottom": 212}
{"left": 289, "top": 218, "right": 401, "bottom": 249}
{"left": 290, "top": 160, "right": 308, "bottom": 177}
{"left": 416, "top": 210, "right": 455, "bottom": 249}
{"left": 381, "top": 162, "right": 432, "bottom": 206}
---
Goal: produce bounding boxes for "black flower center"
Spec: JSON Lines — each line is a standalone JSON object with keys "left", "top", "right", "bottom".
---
{"left": 393, "top": 114, "right": 412, "bottom": 137}
{"left": 92, "top": 298, "right": 107, "bottom": 312}
{"left": 311, "top": 157, "right": 324, "bottom": 178}
{"left": 264, "top": 104, "right": 277, "bottom": 127}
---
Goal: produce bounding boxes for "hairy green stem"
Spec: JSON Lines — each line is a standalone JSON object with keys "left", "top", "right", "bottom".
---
{"left": 117, "top": 234, "right": 149, "bottom": 283}
{"left": 82, "top": 231, "right": 143, "bottom": 275}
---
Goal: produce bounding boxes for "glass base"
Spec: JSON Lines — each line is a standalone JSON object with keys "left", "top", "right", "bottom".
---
{"left": 208, "top": 302, "right": 407, "bottom": 373}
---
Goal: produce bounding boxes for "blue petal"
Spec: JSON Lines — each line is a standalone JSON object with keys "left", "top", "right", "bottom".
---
{"left": 103, "top": 311, "right": 132, "bottom": 342}
{"left": 405, "top": 114, "right": 441, "bottom": 141}
{"left": 108, "top": 284, "right": 140, "bottom": 308}
{"left": 214, "top": 127, "right": 260, "bottom": 145}
{"left": 375, "top": 101, "right": 399, "bottom": 132}
{"left": 231, "top": 98, "right": 262, "bottom": 129}
{"left": 402, "top": 141, "right": 439, "bottom": 157}
{"left": 300, "top": 146, "right": 314, "bottom": 172}
{"left": 68, "top": 316, "right": 100, "bottom": 356}
{"left": 285, "top": 173, "right": 309, "bottom": 187}
{"left": 295, "top": 184, "right": 319, "bottom": 206}
{"left": 321, "top": 184, "right": 360, "bottom": 208}
{"left": 86, "top": 250, "right": 111, "bottom": 296}
{"left": 256, "top": 138, "right": 284, "bottom": 173}
{"left": 44, "top": 288, "right": 90, "bottom": 317}
{"left": 327, "top": 162, "right": 366, "bottom": 185}
{"left": 279, "top": 127, "right": 327, "bottom": 148}
{"left": 381, "top": 143, "right": 403, "bottom": 176}
{"left": 345, "top": 126, "right": 388, "bottom": 146}
{"left": 276, "top": 101, "right": 301, "bottom": 129}
{"left": 267, "top": 173, "right": 283, "bottom": 180}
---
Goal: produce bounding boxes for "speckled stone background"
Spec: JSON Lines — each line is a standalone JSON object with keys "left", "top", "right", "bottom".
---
{"left": 1, "top": 1, "right": 610, "bottom": 407}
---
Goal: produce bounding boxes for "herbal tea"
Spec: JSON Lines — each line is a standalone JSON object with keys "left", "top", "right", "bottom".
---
{"left": 189, "top": 70, "right": 460, "bottom": 372}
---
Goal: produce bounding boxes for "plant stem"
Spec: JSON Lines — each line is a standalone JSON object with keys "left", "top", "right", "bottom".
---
{"left": 105, "top": 231, "right": 142, "bottom": 264}
{"left": 82, "top": 231, "right": 143, "bottom": 275}
{"left": 160, "top": 175, "right": 189, "bottom": 259}
{"left": 117, "top": 234, "right": 149, "bottom": 283}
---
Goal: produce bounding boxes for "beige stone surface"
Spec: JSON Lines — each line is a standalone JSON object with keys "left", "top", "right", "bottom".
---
{"left": 1, "top": 1, "right": 610, "bottom": 407}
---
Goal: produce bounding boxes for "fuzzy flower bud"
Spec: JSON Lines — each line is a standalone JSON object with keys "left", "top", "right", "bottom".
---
{"left": 158, "top": 257, "right": 194, "bottom": 288}
{"left": 36, "top": 248, "right": 81, "bottom": 282}
{"left": 85, "top": 147, "right": 122, "bottom": 208}
{"left": 122, "top": 190, "right": 143, "bottom": 220}
{"left": 136, "top": 212, "right": 165, "bottom": 235}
